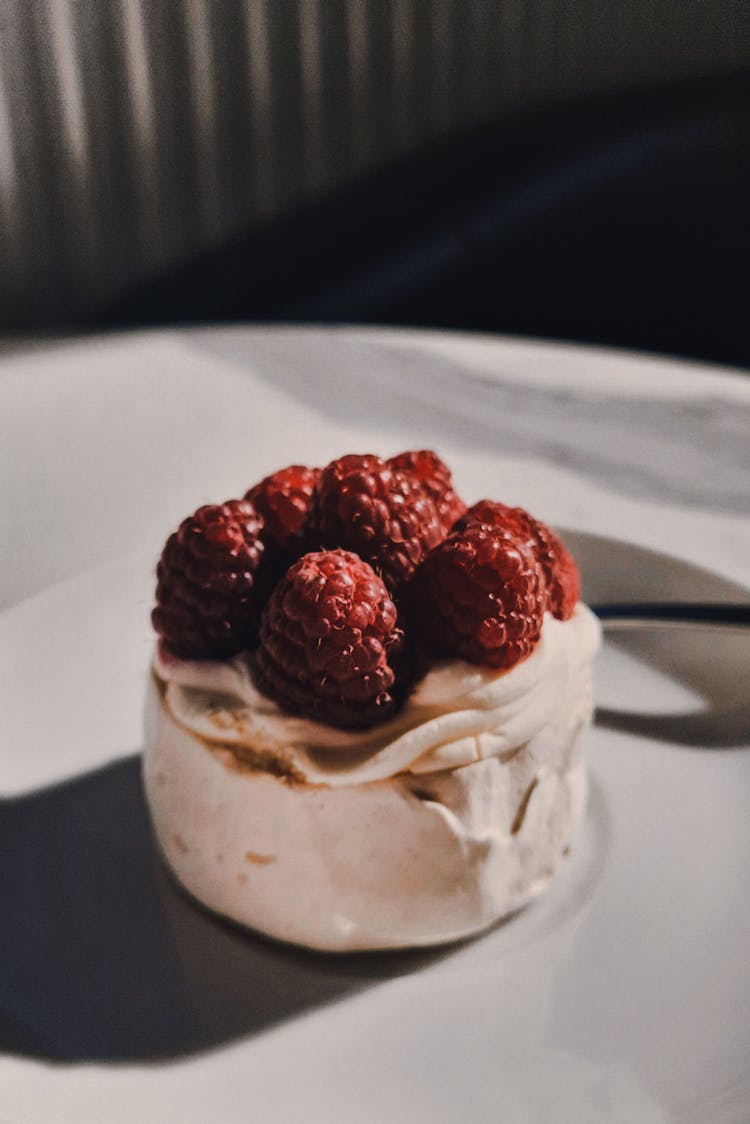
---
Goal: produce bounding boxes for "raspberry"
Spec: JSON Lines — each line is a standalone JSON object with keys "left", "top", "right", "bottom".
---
{"left": 546, "top": 540, "right": 580, "bottom": 620}
{"left": 313, "top": 454, "right": 444, "bottom": 589}
{"left": 389, "top": 449, "right": 466, "bottom": 531}
{"left": 458, "top": 501, "right": 580, "bottom": 620}
{"left": 152, "top": 500, "right": 265, "bottom": 659}
{"left": 254, "top": 550, "right": 406, "bottom": 729}
{"left": 417, "top": 522, "right": 546, "bottom": 669}
{"left": 245, "top": 464, "right": 320, "bottom": 555}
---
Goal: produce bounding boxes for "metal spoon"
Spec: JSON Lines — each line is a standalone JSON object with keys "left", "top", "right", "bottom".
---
{"left": 593, "top": 602, "right": 750, "bottom": 632}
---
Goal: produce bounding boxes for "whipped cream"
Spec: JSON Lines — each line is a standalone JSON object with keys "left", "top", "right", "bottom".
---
{"left": 154, "top": 604, "right": 600, "bottom": 786}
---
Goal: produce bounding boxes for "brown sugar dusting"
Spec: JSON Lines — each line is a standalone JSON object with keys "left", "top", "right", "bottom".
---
{"left": 152, "top": 668, "right": 168, "bottom": 699}
{"left": 511, "top": 776, "right": 539, "bottom": 835}
{"left": 211, "top": 741, "right": 307, "bottom": 784}
{"left": 157, "top": 679, "right": 310, "bottom": 784}
{"left": 244, "top": 850, "right": 275, "bottom": 865}
{"left": 207, "top": 705, "right": 240, "bottom": 733}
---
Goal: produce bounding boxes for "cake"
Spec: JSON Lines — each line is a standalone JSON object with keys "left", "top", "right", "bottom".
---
{"left": 143, "top": 452, "right": 600, "bottom": 951}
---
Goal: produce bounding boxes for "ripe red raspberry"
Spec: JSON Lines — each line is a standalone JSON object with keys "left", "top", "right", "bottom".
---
{"left": 388, "top": 449, "right": 467, "bottom": 531}
{"left": 458, "top": 501, "right": 580, "bottom": 620}
{"left": 152, "top": 500, "right": 265, "bottom": 659}
{"left": 245, "top": 464, "right": 320, "bottom": 555}
{"left": 313, "top": 454, "right": 444, "bottom": 589}
{"left": 254, "top": 550, "right": 406, "bottom": 729}
{"left": 417, "top": 522, "right": 546, "bottom": 670}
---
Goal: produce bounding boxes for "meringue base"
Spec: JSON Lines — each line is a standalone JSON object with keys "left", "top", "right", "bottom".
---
{"left": 142, "top": 661, "right": 594, "bottom": 952}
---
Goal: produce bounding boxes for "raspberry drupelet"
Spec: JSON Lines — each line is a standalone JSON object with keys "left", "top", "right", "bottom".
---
{"left": 254, "top": 549, "right": 406, "bottom": 729}
{"left": 152, "top": 500, "right": 265, "bottom": 659}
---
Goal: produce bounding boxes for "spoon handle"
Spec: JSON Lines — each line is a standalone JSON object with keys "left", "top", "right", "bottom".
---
{"left": 593, "top": 602, "right": 750, "bottom": 632}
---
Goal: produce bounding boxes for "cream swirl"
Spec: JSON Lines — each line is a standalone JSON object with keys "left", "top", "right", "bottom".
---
{"left": 154, "top": 604, "right": 600, "bottom": 787}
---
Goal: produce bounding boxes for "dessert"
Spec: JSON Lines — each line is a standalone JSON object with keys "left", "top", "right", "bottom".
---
{"left": 143, "top": 452, "right": 600, "bottom": 951}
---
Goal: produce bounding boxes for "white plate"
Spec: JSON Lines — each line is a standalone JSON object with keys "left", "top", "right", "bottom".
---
{"left": 1, "top": 329, "right": 749, "bottom": 1123}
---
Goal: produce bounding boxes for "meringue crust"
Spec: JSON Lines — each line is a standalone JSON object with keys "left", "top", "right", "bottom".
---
{"left": 142, "top": 609, "right": 598, "bottom": 951}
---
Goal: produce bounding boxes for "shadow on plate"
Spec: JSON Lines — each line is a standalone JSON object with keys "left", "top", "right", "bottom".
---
{"left": 564, "top": 531, "right": 750, "bottom": 748}
{"left": 596, "top": 690, "right": 750, "bottom": 748}
{"left": 0, "top": 756, "right": 451, "bottom": 1063}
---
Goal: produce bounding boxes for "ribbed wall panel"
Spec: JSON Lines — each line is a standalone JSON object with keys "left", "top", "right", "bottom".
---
{"left": 0, "top": 0, "right": 747, "bottom": 327}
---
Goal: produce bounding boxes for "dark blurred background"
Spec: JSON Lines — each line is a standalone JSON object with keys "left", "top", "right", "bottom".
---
{"left": 1, "top": 1, "right": 748, "bottom": 365}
